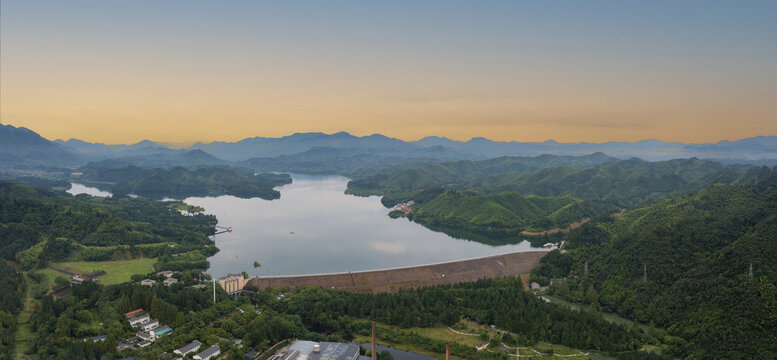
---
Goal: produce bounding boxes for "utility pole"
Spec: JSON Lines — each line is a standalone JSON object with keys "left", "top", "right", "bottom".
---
{"left": 213, "top": 276, "right": 216, "bottom": 303}
{"left": 749, "top": 263, "right": 753, "bottom": 279}
{"left": 371, "top": 321, "right": 377, "bottom": 360}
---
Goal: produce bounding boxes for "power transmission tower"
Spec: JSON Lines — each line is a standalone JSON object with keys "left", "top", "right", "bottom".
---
{"left": 584, "top": 261, "right": 588, "bottom": 276}
{"left": 643, "top": 264, "right": 647, "bottom": 281}
{"left": 749, "top": 263, "right": 753, "bottom": 279}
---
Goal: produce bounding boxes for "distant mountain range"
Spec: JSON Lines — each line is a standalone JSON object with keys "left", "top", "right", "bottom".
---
{"left": 2, "top": 123, "right": 777, "bottom": 172}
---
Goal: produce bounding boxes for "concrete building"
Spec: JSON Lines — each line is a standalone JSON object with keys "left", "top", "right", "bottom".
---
{"left": 141, "top": 319, "right": 159, "bottom": 332}
{"left": 71, "top": 275, "right": 86, "bottom": 286}
{"left": 141, "top": 279, "right": 156, "bottom": 286}
{"left": 91, "top": 335, "right": 107, "bottom": 342}
{"left": 125, "top": 309, "right": 143, "bottom": 318}
{"left": 163, "top": 277, "right": 179, "bottom": 286}
{"left": 273, "top": 341, "right": 360, "bottom": 360}
{"left": 217, "top": 274, "right": 250, "bottom": 298}
{"left": 136, "top": 331, "right": 156, "bottom": 342}
{"left": 154, "top": 325, "right": 173, "bottom": 337}
{"left": 116, "top": 342, "right": 136, "bottom": 352}
{"left": 193, "top": 345, "right": 221, "bottom": 360}
{"left": 156, "top": 270, "right": 178, "bottom": 278}
{"left": 174, "top": 340, "right": 201, "bottom": 356}
{"left": 129, "top": 313, "right": 150, "bottom": 327}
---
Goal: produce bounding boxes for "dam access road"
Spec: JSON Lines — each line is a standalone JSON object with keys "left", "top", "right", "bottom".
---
{"left": 242, "top": 250, "right": 548, "bottom": 294}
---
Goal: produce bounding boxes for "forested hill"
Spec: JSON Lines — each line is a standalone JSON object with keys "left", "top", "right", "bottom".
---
{"left": 348, "top": 156, "right": 744, "bottom": 208}
{"left": 347, "top": 153, "right": 617, "bottom": 196}
{"left": 406, "top": 190, "right": 617, "bottom": 235}
{"left": 75, "top": 166, "right": 292, "bottom": 200}
{"left": 353, "top": 157, "right": 754, "bottom": 242}
{"left": 0, "top": 182, "right": 216, "bottom": 270}
{"left": 531, "top": 174, "right": 777, "bottom": 358}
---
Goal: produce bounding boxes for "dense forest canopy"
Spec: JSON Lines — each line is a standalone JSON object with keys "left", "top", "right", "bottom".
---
{"left": 530, "top": 174, "right": 777, "bottom": 359}
{"left": 0, "top": 182, "right": 217, "bottom": 269}
{"left": 347, "top": 155, "right": 769, "bottom": 243}
{"left": 406, "top": 190, "right": 616, "bottom": 234}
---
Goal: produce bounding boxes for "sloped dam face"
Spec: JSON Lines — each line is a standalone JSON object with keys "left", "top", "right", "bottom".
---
{"left": 246, "top": 250, "right": 548, "bottom": 294}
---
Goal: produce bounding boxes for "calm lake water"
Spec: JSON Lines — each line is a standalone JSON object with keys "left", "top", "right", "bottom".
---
{"left": 69, "top": 176, "right": 541, "bottom": 277}
{"left": 67, "top": 183, "right": 113, "bottom": 197}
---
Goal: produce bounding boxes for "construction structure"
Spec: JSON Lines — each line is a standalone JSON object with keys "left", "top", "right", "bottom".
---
{"left": 217, "top": 273, "right": 251, "bottom": 298}
{"left": 245, "top": 250, "right": 547, "bottom": 294}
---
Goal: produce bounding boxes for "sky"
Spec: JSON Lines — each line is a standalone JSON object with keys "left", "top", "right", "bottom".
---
{"left": 1, "top": 1, "right": 776, "bottom": 145}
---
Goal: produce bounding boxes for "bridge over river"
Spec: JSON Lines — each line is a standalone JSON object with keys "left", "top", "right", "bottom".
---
{"left": 218, "top": 250, "right": 548, "bottom": 295}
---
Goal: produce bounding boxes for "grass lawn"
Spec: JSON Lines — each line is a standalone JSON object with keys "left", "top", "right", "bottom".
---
{"left": 49, "top": 258, "right": 156, "bottom": 285}
{"left": 540, "top": 295, "right": 651, "bottom": 333}
{"left": 14, "top": 273, "right": 44, "bottom": 360}
{"left": 358, "top": 321, "right": 594, "bottom": 360}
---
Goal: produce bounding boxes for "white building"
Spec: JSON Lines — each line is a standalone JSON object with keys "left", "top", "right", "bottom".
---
{"left": 141, "top": 279, "right": 156, "bottom": 286}
{"left": 141, "top": 319, "right": 159, "bottom": 332}
{"left": 163, "top": 277, "right": 179, "bottom": 286}
{"left": 174, "top": 340, "right": 201, "bottom": 356}
{"left": 194, "top": 345, "right": 221, "bottom": 360}
{"left": 129, "top": 313, "right": 150, "bottom": 327}
{"left": 136, "top": 331, "right": 156, "bottom": 342}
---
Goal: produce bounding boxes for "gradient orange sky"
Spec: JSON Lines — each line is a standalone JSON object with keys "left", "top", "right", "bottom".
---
{"left": 2, "top": 1, "right": 776, "bottom": 145}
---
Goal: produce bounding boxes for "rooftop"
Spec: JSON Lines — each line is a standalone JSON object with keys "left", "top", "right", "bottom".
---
{"left": 285, "top": 341, "right": 360, "bottom": 360}
{"left": 176, "top": 340, "right": 201, "bottom": 354}
{"left": 196, "top": 344, "right": 221, "bottom": 359}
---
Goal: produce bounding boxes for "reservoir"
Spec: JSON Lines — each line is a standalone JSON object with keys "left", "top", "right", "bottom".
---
{"left": 69, "top": 175, "right": 542, "bottom": 278}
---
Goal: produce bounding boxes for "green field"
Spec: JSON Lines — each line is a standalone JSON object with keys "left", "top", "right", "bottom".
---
{"left": 355, "top": 321, "right": 593, "bottom": 360}
{"left": 49, "top": 258, "right": 156, "bottom": 285}
{"left": 540, "top": 295, "right": 651, "bottom": 333}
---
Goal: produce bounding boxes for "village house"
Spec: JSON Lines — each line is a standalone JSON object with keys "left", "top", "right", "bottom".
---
{"left": 141, "top": 319, "right": 159, "bottom": 332}
{"left": 193, "top": 345, "right": 221, "bottom": 360}
{"left": 124, "top": 309, "right": 143, "bottom": 318}
{"left": 156, "top": 270, "right": 179, "bottom": 278}
{"left": 174, "top": 340, "right": 201, "bottom": 356}
{"left": 136, "top": 331, "right": 156, "bottom": 342}
{"left": 129, "top": 313, "right": 150, "bottom": 327}
{"left": 154, "top": 325, "right": 173, "bottom": 337}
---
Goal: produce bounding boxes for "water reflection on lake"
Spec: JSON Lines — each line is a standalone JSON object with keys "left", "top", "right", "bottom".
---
{"left": 182, "top": 175, "right": 540, "bottom": 278}
{"left": 67, "top": 183, "right": 112, "bottom": 197}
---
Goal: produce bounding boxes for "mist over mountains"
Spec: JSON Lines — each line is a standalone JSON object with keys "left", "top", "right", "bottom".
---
{"left": 2, "top": 123, "right": 777, "bottom": 172}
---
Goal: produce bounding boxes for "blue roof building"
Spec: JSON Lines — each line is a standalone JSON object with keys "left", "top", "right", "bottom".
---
{"left": 154, "top": 325, "right": 173, "bottom": 337}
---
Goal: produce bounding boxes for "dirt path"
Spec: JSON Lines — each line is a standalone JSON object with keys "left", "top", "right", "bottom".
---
{"left": 14, "top": 274, "right": 38, "bottom": 359}
{"left": 521, "top": 208, "right": 627, "bottom": 236}
{"left": 521, "top": 218, "right": 591, "bottom": 236}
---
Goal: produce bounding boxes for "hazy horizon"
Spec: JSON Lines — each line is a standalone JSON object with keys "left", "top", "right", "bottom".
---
{"left": 3, "top": 121, "right": 776, "bottom": 147}
{"left": 2, "top": 1, "right": 776, "bottom": 144}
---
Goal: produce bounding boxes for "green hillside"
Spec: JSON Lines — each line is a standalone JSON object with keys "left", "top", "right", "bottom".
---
{"left": 0, "top": 182, "right": 217, "bottom": 270}
{"left": 531, "top": 175, "right": 777, "bottom": 358}
{"left": 346, "top": 153, "right": 616, "bottom": 196}
{"left": 410, "top": 190, "right": 617, "bottom": 234}
{"left": 351, "top": 156, "right": 743, "bottom": 208}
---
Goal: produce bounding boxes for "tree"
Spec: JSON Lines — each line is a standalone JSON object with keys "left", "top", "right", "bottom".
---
{"left": 585, "top": 284, "right": 598, "bottom": 305}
